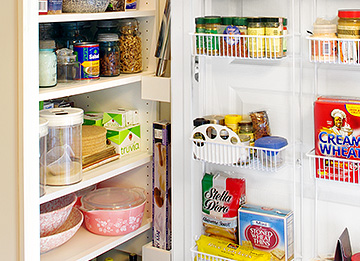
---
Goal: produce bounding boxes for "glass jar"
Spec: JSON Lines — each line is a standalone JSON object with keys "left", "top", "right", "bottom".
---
{"left": 239, "top": 120, "right": 254, "bottom": 146}
{"left": 118, "top": 18, "right": 143, "bottom": 73}
{"left": 106, "top": 0, "right": 125, "bottom": 11}
{"left": 57, "top": 22, "right": 90, "bottom": 50}
{"left": 204, "top": 16, "right": 221, "bottom": 56}
{"left": 40, "top": 108, "right": 84, "bottom": 186}
{"left": 220, "top": 17, "right": 241, "bottom": 57}
{"left": 39, "top": 23, "right": 57, "bottom": 41}
{"left": 94, "top": 20, "right": 120, "bottom": 41}
{"left": 195, "top": 17, "right": 206, "bottom": 54}
{"left": 311, "top": 20, "right": 337, "bottom": 62}
{"left": 338, "top": 9, "right": 360, "bottom": 63}
{"left": 97, "top": 33, "right": 121, "bottom": 77}
{"left": 224, "top": 114, "right": 242, "bottom": 134}
{"left": 39, "top": 118, "right": 48, "bottom": 197}
{"left": 247, "top": 17, "right": 266, "bottom": 58}
{"left": 265, "top": 17, "right": 283, "bottom": 58}
{"left": 39, "top": 40, "right": 57, "bottom": 88}
{"left": 56, "top": 48, "right": 81, "bottom": 82}
{"left": 233, "top": 17, "right": 248, "bottom": 57}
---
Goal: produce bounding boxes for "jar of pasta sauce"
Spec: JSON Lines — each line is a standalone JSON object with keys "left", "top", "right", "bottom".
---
{"left": 338, "top": 9, "right": 360, "bottom": 63}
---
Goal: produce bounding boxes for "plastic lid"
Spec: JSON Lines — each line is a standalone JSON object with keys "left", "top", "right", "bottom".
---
{"left": 39, "top": 40, "right": 56, "bottom": 50}
{"left": 193, "top": 118, "right": 210, "bottom": 127}
{"left": 97, "top": 33, "right": 119, "bottom": 42}
{"left": 195, "top": 17, "right": 205, "bottom": 24}
{"left": 338, "top": 9, "right": 360, "bottom": 18}
{"left": 221, "top": 17, "right": 233, "bottom": 26}
{"left": 39, "top": 118, "right": 48, "bottom": 138}
{"left": 39, "top": 108, "right": 84, "bottom": 127}
{"left": 254, "top": 136, "right": 288, "bottom": 149}
{"left": 313, "top": 23, "right": 337, "bottom": 34}
{"left": 97, "top": 19, "right": 119, "bottom": 28}
{"left": 204, "top": 16, "right": 221, "bottom": 24}
{"left": 233, "top": 17, "right": 248, "bottom": 26}
{"left": 224, "top": 114, "right": 242, "bottom": 125}
{"left": 81, "top": 187, "right": 146, "bottom": 211}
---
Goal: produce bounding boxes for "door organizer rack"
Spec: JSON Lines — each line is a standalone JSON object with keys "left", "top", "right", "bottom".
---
{"left": 191, "top": 124, "right": 288, "bottom": 172}
{"left": 306, "top": 149, "right": 360, "bottom": 184}
{"left": 307, "top": 37, "right": 360, "bottom": 65}
{"left": 191, "top": 246, "right": 233, "bottom": 261}
{"left": 191, "top": 33, "right": 287, "bottom": 60}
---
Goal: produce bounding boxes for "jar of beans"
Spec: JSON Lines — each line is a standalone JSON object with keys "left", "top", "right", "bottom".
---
{"left": 97, "top": 33, "right": 121, "bottom": 77}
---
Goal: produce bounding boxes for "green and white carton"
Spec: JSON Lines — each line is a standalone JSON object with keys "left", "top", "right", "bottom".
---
{"left": 103, "top": 110, "right": 127, "bottom": 129}
{"left": 84, "top": 112, "right": 103, "bottom": 126}
{"left": 106, "top": 124, "right": 141, "bottom": 156}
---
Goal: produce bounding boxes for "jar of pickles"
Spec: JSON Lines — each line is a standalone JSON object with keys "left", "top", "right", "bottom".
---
{"left": 118, "top": 18, "right": 143, "bottom": 73}
{"left": 247, "top": 17, "right": 265, "bottom": 58}
{"left": 97, "top": 33, "right": 121, "bottom": 77}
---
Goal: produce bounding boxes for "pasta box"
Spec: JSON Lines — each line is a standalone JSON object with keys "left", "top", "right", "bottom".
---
{"left": 238, "top": 204, "right": 294, "bottom": 261}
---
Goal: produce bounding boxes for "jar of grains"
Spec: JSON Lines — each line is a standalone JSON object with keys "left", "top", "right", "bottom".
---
{"left": 118, "top": 18, "right": 143, "bottom": 73}
{"left": 338, "top": 9, "right": 360, "bottom": 63}
{"left": 247, "top": 17, "right": 266, "bottom": 58}
{"left": 97, "top": 33, "right": 121, "bottom": 76}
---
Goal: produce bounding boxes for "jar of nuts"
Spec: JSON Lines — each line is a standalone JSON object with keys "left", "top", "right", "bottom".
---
{"left": 97, "top": 33, "right": 121, "bottom": 77}
{"left": 118, "top": 18, "right": 143, "bottom": 73}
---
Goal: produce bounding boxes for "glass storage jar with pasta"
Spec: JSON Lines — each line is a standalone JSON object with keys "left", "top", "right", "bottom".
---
{"left": 118, "top": 18, "right": 143, "bottom": 73}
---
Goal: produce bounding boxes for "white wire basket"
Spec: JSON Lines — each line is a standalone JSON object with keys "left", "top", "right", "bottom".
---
{"left": 307, "top": 37, "right": 360, "bottom": 65}
{"left": 191, "top": 246, "right": 234, "bottom": 261}
{"left": 306, "top": 149, "right": 360, "bottom": 184}
{"left": 191, "top": 33, "right": 287, "bottom": 60}
{"left": 191, "top": 124, "right": 288, "bottom": 172}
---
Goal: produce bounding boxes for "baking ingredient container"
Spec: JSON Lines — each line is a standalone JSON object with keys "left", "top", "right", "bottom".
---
{"left": 195, "top": 17, "right": 206, "bottom": 54}
{"left": 265, "top": 17, "right": 283, "bottom": 58}
{"left": 233, "top": 17, "right": 248, "bottom": 57}
{"left": 56, "top": 48, "right": 81, "bottom": 82}
{"left": 311, "top": 18, "right": 337, "bottom": 62}
{"left": 62, "top": 0, "right": 110, "bottom": 13}
{"left": 204, "top": 16, "right": 221, "bottom": 55}
{"left": 40, "top": 108, "right": 84, "bottom": 186}
{"left": 39, "top": 118, "right": 48, "bottom": 197}
{"left": 224, "top": 114, "right": 242, "bottom": 134}
{"left": 254, "top": 136, "right": 288, "bottom": 168}
{"left": 74, "top": 42, "right": 100, "bottom": 80}
{"left": 247, "top": 17, "right": 266, "bottom": 58}
{"left": 39, "top": 40, "right": 57, "bottom": 88}
{"left": 338, "top": 9, "right": 360, "bottom": 63}
{"left": 97, "top": 33, "right": 121, "bottom": 76}
{"left": 80, "top": 187, "right": 146, "bottom": 236}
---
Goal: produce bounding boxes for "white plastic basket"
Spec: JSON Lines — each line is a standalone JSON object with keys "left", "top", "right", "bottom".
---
{"left": 306, "top": 149, "right": 360, "bottom": 184}
{"left": 191, "top": 246, "right": 234, "bottom": 261}
{"left": 191, "top": 33, "right": 287, "bottom": 60}
{"left": 191, "top": 124, "right": 288, "bottom": 172}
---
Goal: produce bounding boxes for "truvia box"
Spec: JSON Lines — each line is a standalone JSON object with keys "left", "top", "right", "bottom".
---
{"left": 103, "top": 108, "right": 139, "bottom": 129}
{"left": 152, "top": 120, "right": 171, "bottom": 251}
{"left": 238, "top": 204, "right": 294, "bottom": 261}
{"left": 83, "top": 112, "right": 103, "bottom": 126}
{"left": 106, "top": 124, "right": 141, "bottom": 156}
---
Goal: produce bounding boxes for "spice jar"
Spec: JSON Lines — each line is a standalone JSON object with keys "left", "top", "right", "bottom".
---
{"left": 224, "top": 114, "right": 242, "bottom": 134}
{"left": 39, "top": 118, "right": 48, "bottom": 197}
{"left": 338, "top": 9, "right": 360, "bottom": 63}
{"left": 195, "top": 17, "right": 206, "bottom": 55}
{"left": 247, "top": 17, "right": 266, "bottom": 58}
{"left": 118, "top": 18, "right": 143, "bottom": 73}
{"left": 233, "top": 17, "right": 248, "bottom": 57}
{"left": 39, "top": 40, "right": 57, "bottom": 88}
{"left": 97, "top": 33, "right": 121, "bottom": 77}
{"left": 311, "top": 19, "right": 337, "bottom": 62}
{"left": 265, "top": 17, "right": 283, "bottom": 58}
{"left": 193, "top": 118, "right": 210, "bottom": 146}
{"left": 220, "top": 17, "right": 241, "bottom": 57}
{"left": 239, "top": 119, "right": 254, "bottom": 146}
{"left": 283, "top": 18, "right": 288, "bottom": 56}
{"left": 204, "top": 16, "right": 221, "bottom": 56}
{"left": 94, "top": 20, "right": 120, "bottom": 41}
{"left": 40, "top": 108, "right": 84, "bottom": 186}
{"left": 56, "top": 48, "right": 81, "bottom": 82}
{"left": 58, "top": 22, "right": 90, "bottom": 50}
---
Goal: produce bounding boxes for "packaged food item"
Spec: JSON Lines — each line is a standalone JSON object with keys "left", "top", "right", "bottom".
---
{"left": 254, "top": 136, "right": 288, "bottom": 168}
{"left": 247, "top": 17, "right": 266, "bottom": 58}
{"left": 238, "top": 204, "right": 294, "bottom": 261}
{"left": 225, "top": 114, "right": 242, "bottom": 134}
{"left": 106, "top": 0, "right": 125, "bottom": 11}
{"left": 56, "top": 48, "right": 81, "bottom": 82}
{"left": 239, "top": 118, "right": 254, "bottom": 146}
{"left": 196, "top": 235, "right": 273, "bottom": 261}
{"left": 152, "top": 121, "right": 171, "bottom": 250}
{"left": 204, "top": 16, "right": 221, "bottom": 56}
{"left": 250, "top": 111, "right": 271, "bottom": 140}
{"left": 265, "top": 17, "right": 283, "bottom": 58}
{"left": 233, "top": 17, "right": 248, "bottom": 58}
{"left": 314, "top": 96, "right": 360, "bottom": 183}
{"left": 219, "top": 17, "right": 241, "bottom": 57}
{"left": 195, "top": 17, "right": 206, "bottom": 55}
{"left": 97, "top": 33, "right": 121, "bottom": 77}
{"left": 39, "top": 0, "right": 48, "bottom": 15}
{"left": 74, "top": 42, "right": 100, "bottom": 80}
{"left": 48, "top": 0, "right": 62, "bottom": 14}
{"left": 311, "top": 18, "right": 337, "bottom": 62}
{"left": 125, "top": 0, "right": 137, "bottom": 10}
{"left": 283, "top": 18, "right": 288, "bottom": 56}
{"left": 39, "top": 40, "right": 57, "bottom": 88}
{"left": 202, "top": 172, "right": 246, "bottom": 243}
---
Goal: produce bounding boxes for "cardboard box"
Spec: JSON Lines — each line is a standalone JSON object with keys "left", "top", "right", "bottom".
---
{"left": 106, "top": 124, "right": 141, "bottom": 156}
{"left": 238, "top": 204, "right": 294, "bottom": 261}
{"left": 103, "top": 108, "right": 140, "bottom": 129}
{"left": 152, "top": 121, "right": 171, "bottom": 251}
{"left": 84, "top": 112, "right": 103, "bottom": 126}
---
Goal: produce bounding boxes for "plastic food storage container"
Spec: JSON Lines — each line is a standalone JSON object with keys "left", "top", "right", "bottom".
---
{"left": 80, "top": 187, "right": 146, "bottom": 235}
{"left": 39, "top": 118, "right": 48, "bottom": 197}
{"left": 254, "top": 136, "right": 288, "bottom": 168}
{"left": 39, "top": 108, "right": 84, "bottom": 186}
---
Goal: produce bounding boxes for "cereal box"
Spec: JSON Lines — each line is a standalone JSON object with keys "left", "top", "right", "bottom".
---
{"left": 314, "top": 96, "right": 360, "bottom": 183}
{"left": 238, "top": 204, "right": 294, "bottom": 261}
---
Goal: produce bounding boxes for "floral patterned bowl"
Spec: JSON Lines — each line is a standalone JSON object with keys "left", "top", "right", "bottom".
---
{"left": 40, "top": 193, "right": 77, "bottom": 237}
{"left": 40, "top": 207, "right": 83, "bottom": 253}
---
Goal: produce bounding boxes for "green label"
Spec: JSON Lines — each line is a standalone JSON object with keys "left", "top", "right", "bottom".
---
{"left": 205, "top": 29, "right": 219, "bottom": 52}
{"left": 196, "top": 28, "right": 206, "bottom": 51}
{"left": 202, "top": 173, "right": 214, "bottom": 215}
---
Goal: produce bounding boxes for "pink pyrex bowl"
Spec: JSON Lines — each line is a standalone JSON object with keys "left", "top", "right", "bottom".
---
{"left": 80, "top": 187, "right": 146, "bottom": 236}
{"left": 40, "top": 193, "right": 77, "bottom": 237}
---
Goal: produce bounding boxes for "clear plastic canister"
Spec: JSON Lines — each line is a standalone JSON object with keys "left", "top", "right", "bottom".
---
{"left": 40, "top": 108, "right": 84, "bottom": 186}
{"left": 39, "top": 118, "right": 48, "bottom": 197}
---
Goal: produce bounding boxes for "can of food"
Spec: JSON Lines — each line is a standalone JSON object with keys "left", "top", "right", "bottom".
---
{"left": 74, "top": 42, "right": 100, "bottom": 80}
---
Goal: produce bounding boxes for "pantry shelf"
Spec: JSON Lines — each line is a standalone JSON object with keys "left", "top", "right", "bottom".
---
{"left": 39, "top": 151, "right": 151, "bottom": 205}
{"left": 39, "top": 71, "right": 154, "bottom": 101}
{"left": 306, "top": 149, "right": 360, "bottom": 184}
{"left": 38, "top": 10, "right": 156, "bottom": 23}
{"left": 40, "top": 215, "right": 151, "bottom": 261}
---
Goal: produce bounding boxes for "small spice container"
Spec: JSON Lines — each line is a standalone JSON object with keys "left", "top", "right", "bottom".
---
{"left": 254, "top": 136, "right": 288, "bottom": 168}
{"left": 195, "top": 17, "right": 206, "bottom": 55}
{"left": 204, "top": 16, "right": 221, "bottom": 56}
{"left": 311, "top": 19, "right": 337, "bottom": 62}
{"left": 283, "top": 18, "right": 288, "bottom": 56}
{"left": 247, "top": 17, "right": 266, "bottom": 58}
{"left": 39, "top": 40, "right": 57, "bottom": 88}
{"left": 265, "top": 17, "right": 283, "bottom": 58}
{"left": 220, "top": 17, "right": 241, "bottom": 57}
{"left": 40, "top": 108, "right": 84, "bottom": 186}
{"left": 193, "top": 118, "right": 210, "bottom": 143}
{"left": 39, "top": 118, "right": 48, "bottom": 197}
{"left": 224, "top": 114, "right": 242, "bottom": 134}
{"left": 56, "top": 48, "right": 81, "bottom": 82}
{"left": 239, "top": 119, "right": 254, "bottom": 146}
{"left": 97, "top": 33, "right": 121, "bottom": 76}
{"left": 338, "top": 9, "right": 360, "bottom": 63}
{"left": 233, "top": 17, "right": 248, "bottom": 57}
{"left": 118, "top": 18, "right": 143, "bottom": 73}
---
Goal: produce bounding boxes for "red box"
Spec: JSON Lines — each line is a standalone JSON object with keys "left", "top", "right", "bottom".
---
{"left": 314, "top": 96, "right": 360, "bottom": 183}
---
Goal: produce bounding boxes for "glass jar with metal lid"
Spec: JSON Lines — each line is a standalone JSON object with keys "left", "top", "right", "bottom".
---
{"left": 204, "top": 16, "right": 221, "bottom": 56}
{"left": 57, "top": 22, "right": 90, "bottom": 50}
{"left": 265, "top": 17, "right": 283, "bottom": 58}
{"left": 338, "top": 9, "right": 360, "bottom": 63}
{"left": 39, "top": 40, "right": 57, "bottom": 88}
{"left": 97, "top": 33, "right": 121, "bottom": 77}
{"left": 94, "top": 20, "right": 120, "bottom": 41}
{"left": 195, "top": 17, "right": 206, "bottom": 54}
{"left": 233, "top": 17, "right": 248, "bottom": 57}
{"left": 247, "top": 17, "right": 265, "bottom": 58}
{"left": 220, "top": 17, "right": 241, "bottom": 57}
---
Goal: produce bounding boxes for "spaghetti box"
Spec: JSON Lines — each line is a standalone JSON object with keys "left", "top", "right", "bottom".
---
{"left": 152, "top": 120, "right": 171, "bottom": 251}
{"left": 84, "top": 112, "right": 103, "bottom": 126}
{"left": 238, "top": 204, "right": 294, "bottom": 261}
{"left": 106, "top": 124, "right": 141, "bottom": 156}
